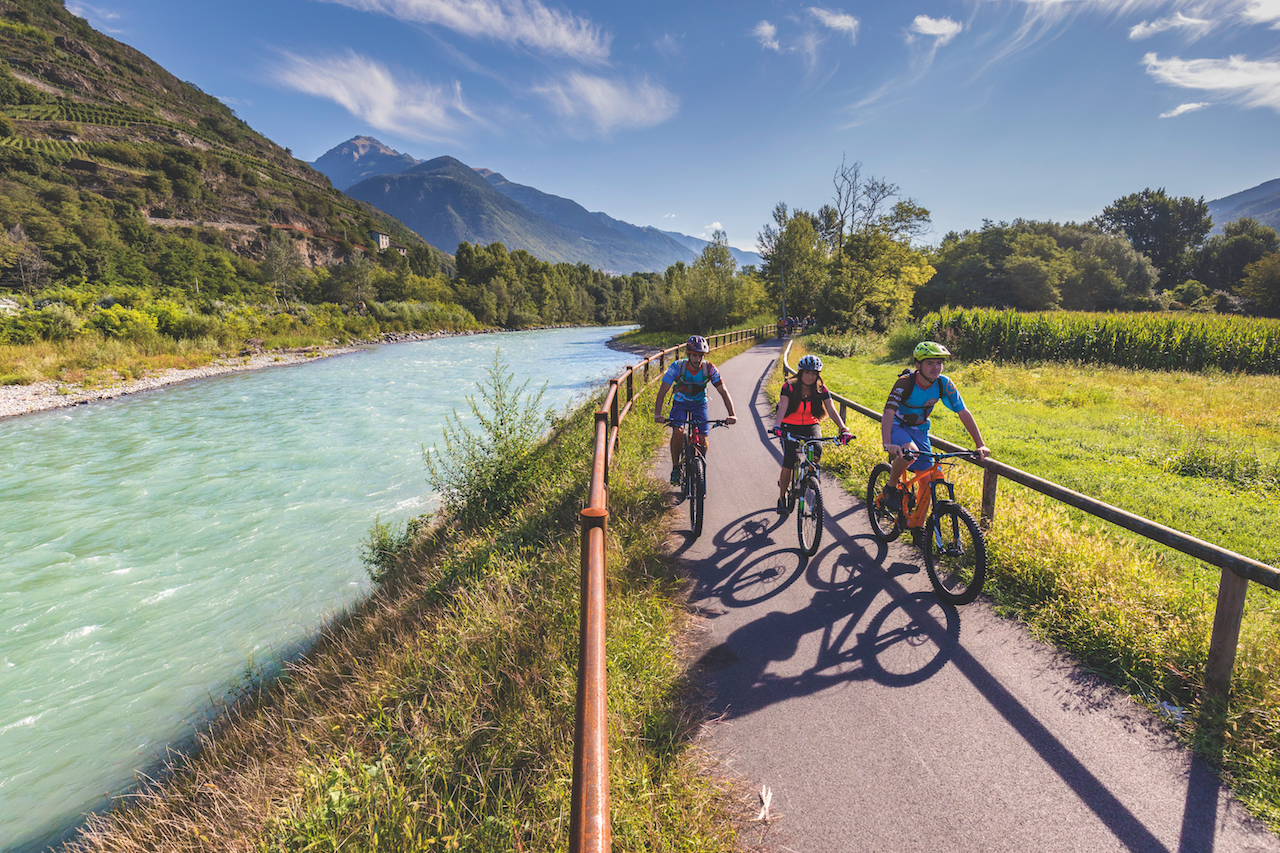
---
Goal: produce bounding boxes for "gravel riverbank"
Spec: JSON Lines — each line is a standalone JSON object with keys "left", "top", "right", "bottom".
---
{"left": 1, "top": 327, "right": 647, "bottom": 421}
{"left": 0, "top": 347, "right": 361, "bottom": 420}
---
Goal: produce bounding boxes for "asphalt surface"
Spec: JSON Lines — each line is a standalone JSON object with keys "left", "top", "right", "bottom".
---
{"left": 664, "top": 338, "right": 1280, "bottom": 853}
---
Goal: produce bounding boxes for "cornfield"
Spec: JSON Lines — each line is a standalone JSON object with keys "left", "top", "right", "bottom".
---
{"left": 921, "top": 308, "right": 1280, "bottom": 374}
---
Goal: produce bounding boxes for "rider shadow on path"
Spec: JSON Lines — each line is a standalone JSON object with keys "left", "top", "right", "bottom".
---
{"left": 687, "top": 499, "right": 1231, "bottom": 853}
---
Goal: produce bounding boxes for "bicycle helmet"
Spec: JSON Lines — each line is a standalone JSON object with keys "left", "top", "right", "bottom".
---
{"left": 913, "top": 341, "right": 951, "bottom": 361}
{"left": 686, "top": 335, "right": 710, "bottom": 353}
{"left": 797, "top": 354, "right": 823, "bottom": 372}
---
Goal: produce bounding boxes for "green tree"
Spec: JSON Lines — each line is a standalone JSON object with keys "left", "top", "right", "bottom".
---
{"left": 825, "top": 201, "right": 934, "bottom": 330}
{"left": 1240, "top": 252, "right": 1280, "bottom": 317}
{"left": 757, "top": 203, "right": 826, "bottom": 319}
{"left": 1095, "top": 188, "right": 1211, "bottom": 287}
{"left": 260, "top": 233, "right": 305, "bottom": 306}
{"left": 1194, "top": 217, "right": 1280, "bottom": 293}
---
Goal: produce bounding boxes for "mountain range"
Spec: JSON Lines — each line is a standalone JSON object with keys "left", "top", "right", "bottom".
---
{"left": 313, "top": 137, "right": 763, "bottom": 274}
{"left": 1207, "top": 178, "right": 1280, "bottom": 234}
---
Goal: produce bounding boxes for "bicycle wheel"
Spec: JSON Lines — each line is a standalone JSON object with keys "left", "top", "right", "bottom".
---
{"left": 689, "top": 454, "right": 706, "bottom": 538}
{"left": 924, "top": 504, "right": 987, "bottom": 605}
{"left": 797, "top": 475, "right": 823, "bottom": 556}
{"left": 866, "top": 463, "right": 903, "bottom": 543}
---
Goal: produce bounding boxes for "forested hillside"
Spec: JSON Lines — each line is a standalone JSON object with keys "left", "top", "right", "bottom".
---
{"left": 0, "top": 0, "right": 657, "bottom": 362}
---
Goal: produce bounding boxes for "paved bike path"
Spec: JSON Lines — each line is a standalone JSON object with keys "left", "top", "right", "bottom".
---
{"left": 670, "top": 338, "right": 1278, "bottom": 853}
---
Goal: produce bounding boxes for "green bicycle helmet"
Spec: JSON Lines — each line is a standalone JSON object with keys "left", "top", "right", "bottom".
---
{"left": 913, "top": 341, "right": 952, "bottom": 361}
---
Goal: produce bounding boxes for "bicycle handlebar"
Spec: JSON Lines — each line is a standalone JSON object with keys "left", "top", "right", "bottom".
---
{"left": 900, "top": 448, "right": 982, "bottom": 462}
{"left": 774, "top": 433, "right": 843, "bottom": 444}
{"left": 664, "top": 417, "right": 731, "bottom": 429}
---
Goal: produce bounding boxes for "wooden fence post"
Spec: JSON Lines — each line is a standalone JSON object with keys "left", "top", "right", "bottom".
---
{"left": 981, "top": 467, "right": 998, "bottom": 526}
{"left": 1204, "top": 568, "right": 1249, "bottom": 705}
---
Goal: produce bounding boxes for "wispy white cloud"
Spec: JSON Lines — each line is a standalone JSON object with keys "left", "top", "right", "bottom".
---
{"left": 753, "top": 20, "right": 781, "bottom": 51}
{"left": 1129, "top": 12, "right": 1214, "bottom": 39}
{"left": 1145, "top": 52, "right": 1280, "bottom": 112}
{"left": 65, "top": 1, "right": 124, "bottom": 33}
{"left": 313, "top": 0, "right": 611, "bottom": 62}
{"left": 534, "top": 73, "right": 679, "bottom": 135}
{"left": 910, "top": 15, "right": 962, "bottom": 46}
{"left": 808, "top": 7, "right": 860, "bottom": 42}
{"left": 1159, "top": 101, "right": 1211, "bottom": 116}
{"left": 274, "top": 50, "right": 474, "bottom": 141}
{"left": 654, "top": 32, "right": 683, "bottom": 60}
{"left": 1242, "top": 0, "right": 1280, "bottom": 28}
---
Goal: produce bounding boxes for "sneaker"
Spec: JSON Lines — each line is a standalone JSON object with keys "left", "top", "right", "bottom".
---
{"left": 776, "top": 497, "right": 789, "bottom": 515}
{"left": 670, "top": 467, "right": 681, "bottom": 485}
{"left": 881, "top": 484, "right": 902, "bottom": 508}
{"left": 910, "top": 528, "right": 925, "bottom": 548}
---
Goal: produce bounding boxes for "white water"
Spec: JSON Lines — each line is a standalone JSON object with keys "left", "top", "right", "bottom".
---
{"left": 0, "top": 326, "right": 638, "bottom": 849}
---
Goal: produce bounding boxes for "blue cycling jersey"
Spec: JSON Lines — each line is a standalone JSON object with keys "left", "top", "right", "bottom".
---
{"left": 662, "top": 358, "right": 721, "bottom": 404}
{"left": 884, "top": 370, "right": 965, "bottom": 432}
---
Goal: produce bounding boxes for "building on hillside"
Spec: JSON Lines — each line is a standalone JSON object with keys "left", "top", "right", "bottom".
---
{"left": 368, "top": 230, "right": 408, "bottom": 257}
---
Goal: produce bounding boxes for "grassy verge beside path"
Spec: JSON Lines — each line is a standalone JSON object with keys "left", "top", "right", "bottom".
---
{"left": 67, "top": 338, "right": 764, "bottom": 852}
{"left": 779, "top": 333, "right": 1280, "bottom": 831}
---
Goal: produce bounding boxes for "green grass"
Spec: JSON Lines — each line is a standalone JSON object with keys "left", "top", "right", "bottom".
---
{"left": 784, "top": 331, "right": 1280, "bottom": 831}
{"left": 66, "top": 338, "right": 763, "bottom": 852}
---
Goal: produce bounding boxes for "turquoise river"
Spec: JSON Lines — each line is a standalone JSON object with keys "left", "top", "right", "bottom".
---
{"left": 0, "top": 326, "right": 640, "bottom": 850}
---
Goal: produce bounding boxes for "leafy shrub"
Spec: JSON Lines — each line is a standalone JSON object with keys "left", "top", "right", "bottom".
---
{"left": 87, "top": 303, "right": 159, "bottom": 340}
{"left": 424, "top": 351, "right": 549, "bottom": 529}
{"left": 360, "top": 515, "right": 427, "bottom": 584}
{"left": 37, "top": 303, "right": 80, "bottom": 340}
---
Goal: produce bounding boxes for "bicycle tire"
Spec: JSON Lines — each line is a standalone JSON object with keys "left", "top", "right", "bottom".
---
{"left": 689, "top": 454, "right": 706, "bottom": 538}
{"left": 797, "top": 475, "right": 823, "bottom": 556}
{"left": 924, "top": 504, "right": 987, "bottom": 605}
{"left": 866, "top": 463, "right": 903, "bottom": 543}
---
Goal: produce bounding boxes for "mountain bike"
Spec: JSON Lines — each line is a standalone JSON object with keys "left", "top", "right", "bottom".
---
{"left": 775, "top": 434, "right": 843, "bottom": 557}
{"left": 866, "top": 449, "right": 988, "bottom": 605}
{"left": 666, "top": 415, "right": 730, "bottom": 538}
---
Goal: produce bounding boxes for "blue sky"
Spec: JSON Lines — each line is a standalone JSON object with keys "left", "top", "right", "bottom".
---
{"left": 66, "top": 0, "right": 1280, "bottom": 253}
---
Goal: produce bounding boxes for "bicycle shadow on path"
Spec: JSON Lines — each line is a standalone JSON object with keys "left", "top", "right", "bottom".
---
{"left": 685, "top": 482, "right": 1236, "bottom": 853}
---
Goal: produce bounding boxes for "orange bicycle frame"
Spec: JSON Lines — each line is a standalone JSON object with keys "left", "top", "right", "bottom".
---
{"left": 896, "top": 462, "right": 950, "bottom": 529}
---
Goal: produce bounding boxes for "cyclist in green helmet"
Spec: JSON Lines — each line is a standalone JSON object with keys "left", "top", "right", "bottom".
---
{"left": 879, "top": 341, "right": 990, "bottom": 507}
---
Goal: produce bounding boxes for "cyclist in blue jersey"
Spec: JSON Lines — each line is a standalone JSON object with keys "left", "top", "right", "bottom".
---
{"left": 880, "top": 341, "right": 990, "bottom": 506}
{"left": 654, "top": 335, "right": 737, "bottom": 485}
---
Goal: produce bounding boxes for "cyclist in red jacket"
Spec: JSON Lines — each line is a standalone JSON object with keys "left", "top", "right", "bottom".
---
{"left": 769, "top": 354, "right": 851, "bottom": 515}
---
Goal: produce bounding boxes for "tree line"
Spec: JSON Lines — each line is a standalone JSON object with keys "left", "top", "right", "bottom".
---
{"left": 751, "top": 165, "right": 1280, "bottom": 330}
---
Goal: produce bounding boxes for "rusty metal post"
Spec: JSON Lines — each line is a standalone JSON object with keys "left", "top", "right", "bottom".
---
{"left": 1204, "top": 568, "right": 1249, "bottom": 705}
{"left": 571, "top": 504, "right": 611, "bottom": 853}
{"left": 981, "top": 467, "right": 998, "bottom": 527}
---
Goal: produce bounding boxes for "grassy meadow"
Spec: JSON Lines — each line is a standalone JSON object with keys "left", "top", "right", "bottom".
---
{"left": 791, "top": 326, "right": 1280, "bottom": 829}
